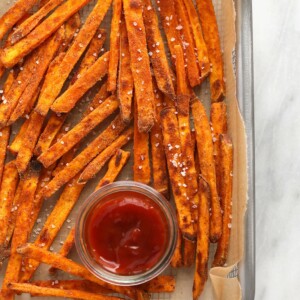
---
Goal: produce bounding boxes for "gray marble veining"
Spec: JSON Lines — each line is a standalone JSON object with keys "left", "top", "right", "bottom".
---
{"left": 253, "top": 0, "right": 300, "bottom": 299}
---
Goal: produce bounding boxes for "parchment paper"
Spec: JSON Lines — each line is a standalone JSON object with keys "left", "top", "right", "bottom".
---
{"left": 0, "top": 0, "right": 248, "bottom": 299}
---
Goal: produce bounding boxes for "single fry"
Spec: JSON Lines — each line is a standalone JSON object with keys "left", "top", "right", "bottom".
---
{"left": 33, "top": 0, "right": 112, "bottom": 115}
{"left": 213, "top": 134, "right": 233, "bottom": 267}
{"left": 210, "top": 101, "right": 227, "bottom": 192}
{"left": 0, "top": 0, "right": 91, "bottom": 68}
{"left": 49, "top": 227, "right": 75, "bottom": 274}
{"left": 23, "top": 88, "right": 40, "bottom": 116}
{"left": 107, "top": 0, "right": 122, "bottom": 92}
{"left": 1, "top": 162, "right": 40, "bottom": 299}
{"left": 196, "top": 0, "right": 225, "bottom": 101}
{"left": 160, "top": 107, "right": 195, "bottom": 240}
{"left": 191, "top": 98, "right": 222, "bottom": 242}
{"left": 39, "top": 115, "right": 127, "bottom": 199}
{"left": 39, "top": 95, "right": 119, "bottom": 168}
{"left": 123, "top": 0, "right": 155, "bottom": 132}
{"left": 182, "top": 238, "right": 196, "bottom": 267}
{"left": 70, "top": 28, "right": 107, "bottom": 85}
{"left": 118, "top": 18, "right": 133, "bottom": 123}
{"left": 0, "top": 161, "right": 19, "bottom": 252}
{"left": 9, "top": 0, "right": 65, "bottom": 45}
{"left": 133, "top": 98, "right": 150, "bottom": 184}
{"left": 150, "top": 86, "right": 169, "bottom": 198}
{"left": 3, "top": 71, "right": 15, "bottom": 94}
{"left": 78, "top": 127, "right": 133, "bottom": 184}
{"left": 193, "top": 178, "right": 210, "bottom": 300}
{"left": 17, "top": 244, "right": 138, "bottom": 298}
{"left": 95, "top": 149, "right": 130, "bottom": 190}
{"left": 142, "top": 0, "right": 175, "bottom": 98}
{"left": 0, "top": 0, "right": 38, "bottom": 41}
{"left": 8, "top": 283, "right": 124, "bottom": 300}
{"left": 34, "top": 113, "right": 66, "bottom": 156}
{"left": 15, "top": 111, "right": 45, "bottom": 174}
{"left": 51, "top": 51, "right": 109, "bottom": 113}
{"left": 8, "top": 27, "right": 64, "bottom": 124}
{"left": 170, "top": 230, "right": 182, "bottom": 268}
{"left": 174, "top": 0, "right": 201, "bottom": 87}
{"left": 0, "top": 127, "right": 10, "bottom": 184}
{"left": 183, "top": 0, "right": 210, "bottom": 80}
{"left": 8, "top": 119, "right": 29, "bottom": 155}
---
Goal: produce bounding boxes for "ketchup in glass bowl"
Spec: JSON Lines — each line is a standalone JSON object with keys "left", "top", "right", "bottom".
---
{"left": 75, "top": 181, "right": 177, "bottom": 286}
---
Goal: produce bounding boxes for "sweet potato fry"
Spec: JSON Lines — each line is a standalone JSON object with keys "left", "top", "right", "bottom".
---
{"left": 39, "top": 95, "right": 119, "bottom": 168}
{"left": 183, "top": 0, "right": 210, "bottom": 81}
{"left": 210, "top": 101, "right": 227, "bottom": 192}
{"left": 9, "top": 0, "right": 65, "bottom": 45}
{"left": 39, "top": 115, "right": 127, "bottom": 199}
{"left": 48, "top": 227, "right": 75, "bottom": 274}
{"left": 0, "top": 0, "right": 38, "bottom": 41}
{"left": 160, "top": 107, "right": 195, "bottom": 240}
{"left": 140, "top": 275, "right": 175, "bottom": 293}
{"left": 62, "top": 13, "right": 81, "bottom": 51}
{"left": 15, "top": 111, "right": 45, "bottom": 174}
{"left": 8, "top": 283, "right": 124, "bottom": 300}
{"left": 118, "top": 18, "right": 133, "bottom": 123}
{"left": 0, "top": 161, "right": 19, "bottom": 253}
{"left": 95, "top": 149, "right": 130, "bottom": 189}
{"left": 51, "top": 51, "right": 109, "bottom": 113}
{"left": 156, "top": 0, "right": 181, "bottom": 65}
{"left": 107, "top": 0, "right": 122, "bottom": 92}
{"left": 23, "top": 88, "right": 40, "bottom": 116}
{"left": 8, "top": 119, "right": 29, "bottom": 155}
{"left": 21, "top": 174, "right": 85, "bottom": 281}
{"left": 34, "top": 0, "right": 112, "bottom": 115}
{"left": 17, "top": 244, "right": 138, "bottom": 298}
{"left": 133, "top": 99, "right": 150, "bottom": 184}
{"left": 0, "top": 126, "right": 10, "bottom": 184}
{"left": 1, "top": 162, "right": 40, "bottom": 299}
{"left": 193, "top": 178, "right": 210, "bottom": 300}
{"left": 196, "top": 0, "right": 225, "bottom": 101}
{"left": 191, "top": 98, "right": 222, "bottom": 242}
{"left": 174, "top": 0, "right": 201, "bottom": 87}
{"left": 70, "top": 28, "right": 107, "bottom": 85}
{"left": 3, "top": 71, "right": 15, "bottom": 94}
{"left": 123, "top": 0, "right": 155, "bottom": 132}
{"left": 150, "top": 86, "right": 169, "bottom": 198}
{"left": 8, "top": 27, "right": 64, "bottom": 124}
{"left": 0, "top": 0, "right": 91, "bottom": 68}
{"left": 170, "top": 230, "right": 182, "bottom": 268}
{"left": 34, "top": 113, "right": 66, "bottom": 156}
{"left": 142, "top": 0, "right": 175, "bottom": 99}
{"left": 213, "top": 134, "right": 233, "bottom": 267}
{"left": 78, "top": 127, "right": 133, "bottom": 184}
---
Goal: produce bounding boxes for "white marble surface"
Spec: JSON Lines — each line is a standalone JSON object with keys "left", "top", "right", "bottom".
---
{"left": 253, "top": 0, "right": 300, "bottom": 299}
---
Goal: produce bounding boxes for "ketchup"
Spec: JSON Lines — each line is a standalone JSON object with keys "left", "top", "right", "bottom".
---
{"left": 85, "top": 191, "right": 168, "bottom": 275}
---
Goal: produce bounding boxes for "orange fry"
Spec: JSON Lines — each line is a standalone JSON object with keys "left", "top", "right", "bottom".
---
{"left": 213, "top": 134, "right": 233, "bottom": 267}
{"left": 0, "top": 127, "right": 10, "bottom": 184}
{"left": 15, "top": 111, "right": 45, "bottom": 174}
{"left": 191, "top": 98, "right": 222, "bottom": 242}
{"left": 107, "top": 0, "right": 122, "bottom": 92}
{"left": 78, "top": 127, "right": 133, "bottom": 184}
{"left": 39, "top": 95, "right": 119, "bottom": 168}
{"left": 196, "top": 0, "right": 225, "bottom": 101}
{"left": 183, "top": 0, "right": 210, "bottom": 81}
{"left": 0, "top": 161, "right": 19, "bottom": 252}
{"left": 3, "top": 71, "right": 16, "bottom": 94}
{"left": 193, "top": 178, "right": 210, "bottom": 299}
{"left": 39, "top": 115, "right": 127, "bottom": 199}
{"left": 9, "top": 0, "right": 65, "bottom": 45}
{"left": 17, "top": 244, "right": 138, "bottom": 298}
{"left": 160, "top": 107, "right": 195, "bottom": 240}
{"left": 118, "top": 18, "right": 133, "bottom": 123}
{"left": 170, "top": 230, "right": 182, "bottom": 268}
{"left": 133, "top": 99, "right": 150, "bottom": 184}
{"left": 8, "top": 119, "right": 29, "bottom": 155}
{"left": 95, "top": 149, "right": 130, "bottom": 190}
{"left": 8, "top": 283, "right": 124, "bottom": 300}
{"left": 51, "top": 51, "right": 109, "bottom": 113}
{"left": 0, "top": 0, "right": 91, "bottom": 68}
{"left": 143, "top": 0, "right": 175, "bottom": 99}
{"left": 0, "top": 0, "right": 38, "bottom": 41}
{"left": 123, "top": 0, "right": 155, "bottom": 132}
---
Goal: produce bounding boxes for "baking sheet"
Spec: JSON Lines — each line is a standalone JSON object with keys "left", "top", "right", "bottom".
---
{"left": 0, "top": 0, "right": 248, "bottom": 299}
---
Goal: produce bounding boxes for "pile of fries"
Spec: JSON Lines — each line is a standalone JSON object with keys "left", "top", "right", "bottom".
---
{"left": 0, "top": 0, "right": 234, "bottom": 299}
